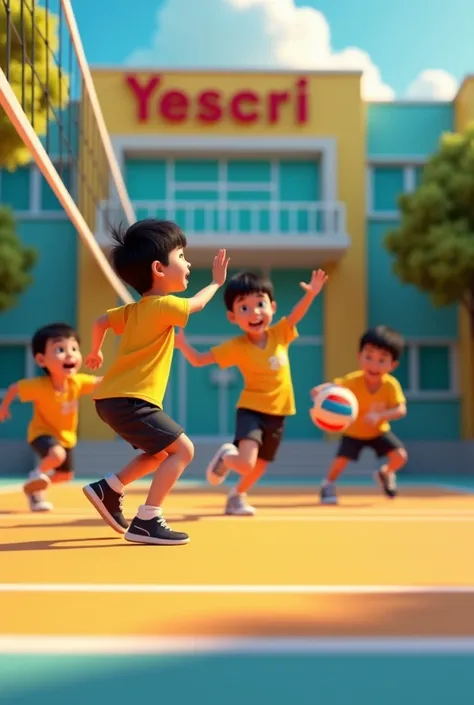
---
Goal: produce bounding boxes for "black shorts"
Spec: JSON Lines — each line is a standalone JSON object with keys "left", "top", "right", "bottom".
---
{"left": 95, "top": 397, "right": 183, "bottom": 456}
{"left": 336, "top": 432, "right": 404, "bottom": 461}
{"left": 30, "top": 435, "right": 73, "bottom": 472}
{"left": 234, "top": 408, "right": 286, "bottom": 463}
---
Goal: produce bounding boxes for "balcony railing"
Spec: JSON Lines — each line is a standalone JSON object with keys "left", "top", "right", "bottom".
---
{"left": 97, "top": 200, "right": 347, "bottom": 240}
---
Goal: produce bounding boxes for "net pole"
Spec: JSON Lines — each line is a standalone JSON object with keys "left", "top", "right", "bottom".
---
{"left": 0, "top": 67, "right": 134, "bottom": 306}
{"left": 59, "top": 0, "right": 136, "bottom": 227}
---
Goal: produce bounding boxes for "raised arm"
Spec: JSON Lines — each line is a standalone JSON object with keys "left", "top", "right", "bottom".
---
{"left": 0, "top": 383, "right": 19, "bottom": 422}
{"left": 187, "top": 249, "right": 229, "bottom": 314}
{"left": 85, "top": 314, "right": 111, "bottom": 371}
{"left": 175, "top": 329, "right": 215, "bottom": 367}
{"left": 287, "top": 269, "right": 328, "bottom": 328}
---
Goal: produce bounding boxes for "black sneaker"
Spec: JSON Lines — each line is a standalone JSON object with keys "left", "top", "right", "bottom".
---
{"left": 376, "top": 470, "right": 397, "bottom": 498}
{"left": 125, "top": 514, "right": 189, "bottom": 545}
{"left": 83, "top": 479, "right": 128, "bottom": 534}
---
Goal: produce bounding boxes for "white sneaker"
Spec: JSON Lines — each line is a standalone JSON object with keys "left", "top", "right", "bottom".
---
{"left": 206, "top": 443, "right": 239, "bottom": 486}
{"left": 225, "top": 492, "right": 256, "bottom": 516}
{"left": 27, "top": 492, "right": 53, "bottom": 512}
{"left": 23, "top": 468, "right": 51, "bottom": 494}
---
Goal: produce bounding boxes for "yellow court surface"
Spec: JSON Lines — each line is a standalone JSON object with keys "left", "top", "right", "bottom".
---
{"left": 1, "top": 480, "right": 474, "bottom": 642}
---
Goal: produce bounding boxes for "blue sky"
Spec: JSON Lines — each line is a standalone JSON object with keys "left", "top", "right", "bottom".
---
{"left": 72, "top": 0, "right": 472, "bottom": 100}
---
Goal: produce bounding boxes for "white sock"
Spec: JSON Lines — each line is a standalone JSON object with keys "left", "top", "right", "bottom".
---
{"left": 137, "top": 504, "right": 162, "bottom": 521}
{"left": 105, "top": 473, "right": 124, "bottom": 494}
{"left": 322, "top": 479, "right": 330, "bottom": 487}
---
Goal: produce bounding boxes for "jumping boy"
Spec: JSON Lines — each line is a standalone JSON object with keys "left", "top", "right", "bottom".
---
{"left": 312, "top": 325, "right": 408, "bottom": 505}
{"left": 82, "top": 219, "right": 229, "bottom": 546}
{"left": 0, "top": 322, "right": 101, "bottom": 511}
{"left": 175, "top": 268, "right": 328, "bottom": 516}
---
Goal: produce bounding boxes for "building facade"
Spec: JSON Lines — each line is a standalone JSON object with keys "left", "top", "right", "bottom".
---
{"left": 1, "top": 70, "right": 474, "bottom": 469}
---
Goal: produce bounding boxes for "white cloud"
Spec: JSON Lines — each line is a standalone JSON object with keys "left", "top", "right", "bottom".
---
{"left": 126, "top": 0, "right": 459, "bottom": 102}
{"left": 126, "top": 0, "right": 394, "bottom": 101}
{"left": 405, "top": 69, "right": 459, "bottom": 101}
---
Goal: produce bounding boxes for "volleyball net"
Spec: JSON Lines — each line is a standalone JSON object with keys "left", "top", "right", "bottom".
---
{"left": 0, "top": 0, "right": 134, "bottom": 304}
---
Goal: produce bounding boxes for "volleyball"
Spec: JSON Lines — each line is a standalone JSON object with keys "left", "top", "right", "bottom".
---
{"left": 310, "top": 385, "right": 359, "bottom": 433}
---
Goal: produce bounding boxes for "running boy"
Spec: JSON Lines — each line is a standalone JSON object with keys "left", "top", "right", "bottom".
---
{"left": 82, "top": 219, "right": 229, "bottom": 546}
{"left": 313, "top": 325, "right": 407, "bottom": 505}
{"left": 0, "top": 322, "right": 101, "bottom": 512}
{"left": 175, "top": 269, "right": 328, "bottom": 516}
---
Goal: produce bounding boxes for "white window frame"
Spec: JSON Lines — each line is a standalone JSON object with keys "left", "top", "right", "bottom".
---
{"left": 366, "top": 156, "right": 426, "bottom": 220}
{"left": 403, "top": 338, "right": 459, "bottom": 401}
{"left": 0, "top": 158, "right": 74, "bottom": 220}
{"left": 0, "top": 337, "right": 35, "bottom": 398}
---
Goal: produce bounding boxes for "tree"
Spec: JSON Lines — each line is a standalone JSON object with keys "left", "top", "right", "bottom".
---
{"left": 385, "top": 123, "right": 474, "bottom": 326}
{"left": 0, "top": 207, "right": 37, "bottom": 312}
{"left": 0, "top": 0, "right": 68, "bottom": 170}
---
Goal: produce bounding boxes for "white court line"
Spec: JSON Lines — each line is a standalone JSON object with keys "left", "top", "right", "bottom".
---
{"left": 436, "top": 483, "right": 474, "bottom": 496}
{"left": 1, "top": 583, "right": 474, "bottom": 594}
{"left": 1, "top": 635, "right": 474, "bottom": 654}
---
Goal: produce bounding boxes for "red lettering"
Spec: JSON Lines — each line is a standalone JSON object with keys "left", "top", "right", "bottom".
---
{"left": 296, "top": 78, "right": 308, "bottom": 124}
{"left": 230, "top": 91, "right": 259, "bottom": 123}
{"left": 126, "top": 74, "right": 160, "bottom": 122}
{"left": 197, "top": 90, "right": 222, "bottom": 122}
{"left": 268, "top": 91, "right": 290, "bottom": 123}
{"left": 160, "top": 90, "right": 189, "bottom": 122}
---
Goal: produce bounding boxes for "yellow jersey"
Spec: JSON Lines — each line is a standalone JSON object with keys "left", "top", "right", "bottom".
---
{"left": 94, "top": 294, "right": 189, "bottom": 409}
{"left": 211, "top": 317, "right": 298, "bottom": 416}
{"left": 17, "top": 373, "right": 98, "bottom": 448}
{"left": 335, "top": 370, "right": 406, "bottom": 439}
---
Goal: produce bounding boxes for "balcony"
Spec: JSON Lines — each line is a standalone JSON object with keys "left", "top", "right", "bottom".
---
{"left": 96, "top": 200, "right": 350, "bottom": 267}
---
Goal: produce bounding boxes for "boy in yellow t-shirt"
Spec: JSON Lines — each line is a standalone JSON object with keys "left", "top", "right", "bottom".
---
{"left": 312, "top": 325, "right": 408, "bottom": 505}
{"left": 82, "top": 219, "right": 229, "bottom": 546}
{"left": 0, "top": 323, "right": 100, "bottom": 512}
{"left": 176, "top": 269, "right": 328, "bottom": 516}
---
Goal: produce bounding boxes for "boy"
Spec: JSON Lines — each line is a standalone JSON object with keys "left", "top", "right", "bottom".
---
{"left": 313, "top": 325, "right": 407, "bottom": 505}
{"left": 0, "top": 322, "right": 101, "bottom": 512}
{"left": 175, "top": 268, "right": 328, "bottom": 516}
{"left": 82, "top": 219, "right": 229, "bottom": 546}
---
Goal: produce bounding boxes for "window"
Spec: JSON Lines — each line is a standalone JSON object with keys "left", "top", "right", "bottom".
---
{"left": 368, "top": 163, "right": 426, "bottom": 217}
{"left": 0, "top": 343, "right": 31, "bottom": 394}
{"left": 0, "top": 167, "right": 31, "bottom": 210}
{"left": 393, "top": 342, "right": 458, "bottom": 399}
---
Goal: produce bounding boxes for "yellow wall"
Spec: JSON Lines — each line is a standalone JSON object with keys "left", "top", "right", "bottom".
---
{"left": 454, "top": 76, "right": 474, "bottom": 439}
{"left": 90, "top": 69, "right": 367, "bottom": 383}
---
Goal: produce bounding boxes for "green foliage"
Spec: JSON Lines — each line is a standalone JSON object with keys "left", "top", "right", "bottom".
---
{"left": 0, "top": 0, "right": 69, "bottom": 170}
{"left": 0, "top": 207, "right": 37, "bottom": 312}
{"left": 385, "top": 123, "right": 474, "bottom": 316}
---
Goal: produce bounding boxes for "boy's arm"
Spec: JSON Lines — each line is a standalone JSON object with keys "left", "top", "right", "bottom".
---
{"left": 85, "top": 315, "right": 111, "bottom": 371}
{"left": 175, "top": 330, "right": 215, "bottom": 367}
{"left": 0, "top": 383, "right": 19, "bottom": 421}
{"left": 287, "top": 269, "right": 328, "bottom": 328}
{"left": 187, "top": 249, "right": 229, "bottom": 314}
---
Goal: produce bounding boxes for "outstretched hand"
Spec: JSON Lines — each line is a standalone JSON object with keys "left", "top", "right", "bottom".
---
{"left": 212, "top": 249, "right": 230, "bottom": 287}
{"left": 85, "top": 351, "right": 104, "bottom": 371}
{"left": 300, "top": 269, "right": 328, "bottom": 297}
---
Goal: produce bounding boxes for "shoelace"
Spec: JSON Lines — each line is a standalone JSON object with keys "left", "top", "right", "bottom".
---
{"left": 118, "top": 494, "right": 124, "bottom": 511}
{"left": 157, "top": 515, "right": 170, "bottom": 531}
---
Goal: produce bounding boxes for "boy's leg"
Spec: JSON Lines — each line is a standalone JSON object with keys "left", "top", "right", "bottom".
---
{"left": 206, "top": 409, "right": 267, "bottom": 485}
{"left": 24, "top": 436, "right": 69, "bottom": 512}
{"left": 320, "top": 436, "right": 363, "bottom": 505}
{"left": 373, "top": 434, "right": 407, "bottom": 498}
{"left": 225, "top": 415, "right": 284, "bottom": 516}
{"left": 84, "top": 399, "right": 193, "bottom": 544}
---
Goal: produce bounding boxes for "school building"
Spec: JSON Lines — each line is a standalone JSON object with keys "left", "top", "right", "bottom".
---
{"left": 1, "top": 69, "right": 474, "bottom": 475}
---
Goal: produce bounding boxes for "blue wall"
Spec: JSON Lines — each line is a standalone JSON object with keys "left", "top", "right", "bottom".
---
{"left": 367, "top": 104, "right": 454, "bottom": 156}
{"left": 367, "top": 103, "right": 460, "bottom": 440}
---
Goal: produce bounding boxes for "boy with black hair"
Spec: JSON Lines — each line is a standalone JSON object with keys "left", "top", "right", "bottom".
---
{"left": 0, "top": 322, "right": 101, "bottom": 512}
{"left": 176, "top": 268, "right": 328, "bottom": 516}
{"left": 312, "top": 325, "right": 408, "bottom": 505}
{"left": 82, "top": 219, "right": 229, "bottom": 545}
